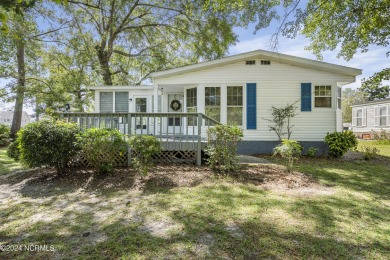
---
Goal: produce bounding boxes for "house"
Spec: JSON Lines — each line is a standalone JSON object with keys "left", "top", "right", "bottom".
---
{"left": 351, "top": 99, "right": 390, "bottom": 139}
{"left": 87, "top": 50, "right": 361, "bottom": 155}
{"left": 0, "top": 111, "right": 31, "bottom": 127}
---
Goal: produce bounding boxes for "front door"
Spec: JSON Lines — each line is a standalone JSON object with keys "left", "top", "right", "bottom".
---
{"left": 167, "top": 93, "right": 183, "bottom": 135}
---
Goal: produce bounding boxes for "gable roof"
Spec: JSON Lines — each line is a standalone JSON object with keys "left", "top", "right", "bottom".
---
{"left": 352, "top": 98, "right": 390, "bottom": 107}
{"left": 151, "top": 49, "right": 362, "bottom": 79}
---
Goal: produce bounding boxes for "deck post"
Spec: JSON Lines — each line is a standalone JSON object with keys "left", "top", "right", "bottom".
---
{"left": 127, "top": 114, "right": 132, "bottom": 167}
{"left": 197, "top": 113, "right": 202, "bottom": 166}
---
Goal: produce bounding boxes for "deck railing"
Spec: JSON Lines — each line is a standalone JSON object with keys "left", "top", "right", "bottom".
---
{"left": 59, "top": 112, "right": 219, "bottom": 165}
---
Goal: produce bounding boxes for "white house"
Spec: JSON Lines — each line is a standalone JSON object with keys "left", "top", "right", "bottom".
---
{"left": 0, "top": 111, "right": 31, "bottom": 127}
{"left": 351, "top": 99, "right": 390, "bottom": 139}
{"left": 88, "top": 49, "right": 362, "bottom": 154}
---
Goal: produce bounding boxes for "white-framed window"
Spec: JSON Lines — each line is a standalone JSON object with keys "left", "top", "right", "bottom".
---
{"left": 314, "top": 85, "right": 332, "bottom": 108}
{"left": 379, "top": 105, "right": 388, "bottom": 127}
{"left": 356, "top": 108, "right": 363, "bottom": 127}
{"left": 205, "top": 87, "right": 221, "bottom": 121}
{"left": 337, "top": 87, "right": 342, "bottom": 109}
{"left": 186, "top": 88, "right": 197, "bottom": 126}
{"left": 227, "top": 86, "right": 243, "bottom": 125}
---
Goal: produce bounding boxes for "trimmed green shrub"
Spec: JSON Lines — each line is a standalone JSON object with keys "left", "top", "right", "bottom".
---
{"left": 0, "top": 124, "right": 11, "bottom": 147}
{"left": 273, "top": 139, "right": 303, "bottom": 172}
{"left": 128, "top": 135, "right": 161, "bottom": 176}
{"left": 7, "top": 139, "right": 21, "bottom": 161}
{"left": 206, "top": 124, "right": 243, "bottom": 173}
{"left": 360, "top": 146, "right": 380, "bottom": 160}
{"left": 18, "top": 120, "right": 81, "bottom": 174}
{"left": 325, "top": 131, "right": 358, "bottom": 158}
{"left": 77, "top": 128, "right": 127, "bottom": 174}
{"left": 306, "top": 147, "right": 318, "bottom": 158}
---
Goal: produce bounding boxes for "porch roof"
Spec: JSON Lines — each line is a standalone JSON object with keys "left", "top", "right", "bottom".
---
{"left": 151, "top": 49, "right": 362, "bottom": 79}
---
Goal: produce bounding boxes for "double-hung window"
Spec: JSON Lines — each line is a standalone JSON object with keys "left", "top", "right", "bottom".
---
{"left": 379, "top": 106, "right": 387, "bottom": 127}
{"left": 337, "top": 87, "right": 342, "bottom": 109}
{"left": 227, "top": 86, "right": 243, "bottom": 125}
{"left": 205, "top": 87, "right": 221, "bottom": 121}
{"left": 186, "top": 88, "right": 197, "bottom": 126}
{"left": 315, "top": 85, "right": 332, "bottom": 108}
{"left": 356, "top": 108, "right": 363, "bottom": 127}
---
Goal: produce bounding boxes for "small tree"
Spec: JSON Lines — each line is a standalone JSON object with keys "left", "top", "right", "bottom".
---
{"left": 77, "top": 128, "right": 127, "bottom": 174}
{"left": 128, "top": 135, "right": 161, "bottom": 177}
{"left": 18, "top": 120, "right": 81, "bottom": 174}
{"left": 206, "top": 125, "right": 243, "bottom": 173}
{"left": 264, "top": 101, "right": 298, "bottom": 141}
{"left": 273, "top": 139, "right": 303, "bottom": 172}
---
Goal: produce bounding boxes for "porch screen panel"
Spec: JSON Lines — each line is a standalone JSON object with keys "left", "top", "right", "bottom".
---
{"left": 115, "top": 92, "right": 129, "bottom": 112}
{"left": 100, "top": 92, "right": 113, "bottom": 112}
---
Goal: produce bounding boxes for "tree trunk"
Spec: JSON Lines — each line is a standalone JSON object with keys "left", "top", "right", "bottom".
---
{"left": 10, "top": 39, "right": 26, "bottom": 139}
{"left": 96, "top": 46, "right": 113, "bottom": 85}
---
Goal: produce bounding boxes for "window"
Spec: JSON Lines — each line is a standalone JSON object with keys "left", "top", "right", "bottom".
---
{"left": 205, "top": 87, "right": 220, "bottom": 121}
{"left": 115, "top": 92, "right": 129, "bottom": 112}
{"left": 379, "top": 106, "right": 387, "bottom": 126}
{"left": 100, "top": 92, "right": 113, "bottom": 112}
{"left": 337, "top": 87, "right": 342, "bottom": 109}
{"left": 245, "top": 60, "right": 255, "bottom": 65}
{"left": 227, "top": 86, "right": 243, "bottom": 125}
{"left": 356, "top": 108, "right": 363, "bottom": 127}
{"left": 315, "top": 85, "right": 332, "bottom": 108}
{"left": 186, "top": 88, "right": 197, "bottom": 125}
{"left": 261, "top": 60, "right": 270, "bottom": 65}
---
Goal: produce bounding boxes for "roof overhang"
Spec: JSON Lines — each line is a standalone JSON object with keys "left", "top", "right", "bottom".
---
{"left": 151, "top": 49, "right": 362, "bottom": 79}
{"left": 87, "top": 85, "right": 154, "bottom": 91}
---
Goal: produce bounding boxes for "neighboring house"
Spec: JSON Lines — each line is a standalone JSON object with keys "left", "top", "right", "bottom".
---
{"left": 0, "top": 111, "right": 31, "bottom": 127}
{"left": 351, "top": 99, "right": 390, "bottom": 139}
{"left": 88, "top": 49, "right": 361, "bottom": 154}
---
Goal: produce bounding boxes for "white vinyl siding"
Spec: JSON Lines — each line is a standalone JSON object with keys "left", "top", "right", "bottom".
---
{"left": 155, "top": 59, "right": 353, "bottom": 141}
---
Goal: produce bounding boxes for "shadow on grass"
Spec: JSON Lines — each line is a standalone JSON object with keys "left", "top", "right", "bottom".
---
{"left": 296, "top": 158, "right": 390, "bottom": 199}
{"left": 2, "top": 182, "right": 388, "bottom": 259}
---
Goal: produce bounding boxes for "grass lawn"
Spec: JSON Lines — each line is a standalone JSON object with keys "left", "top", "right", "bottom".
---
{"left": 358, "top": 139, "right": 390, "bottom": 157}
{"left": 0, "top": 145, "right": 389, "bottom": 259}
{"left": 0, "top": 148, "right": 26, "bottom": 175}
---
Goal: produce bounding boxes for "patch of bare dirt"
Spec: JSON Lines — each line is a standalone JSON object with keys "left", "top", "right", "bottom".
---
{"left": 0, "top": 162, "right": 333, "bottom": 200}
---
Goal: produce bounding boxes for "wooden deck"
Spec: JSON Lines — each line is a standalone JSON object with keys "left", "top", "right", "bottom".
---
{"left": 59, "top": 112, "right": 219, "bottom": 165}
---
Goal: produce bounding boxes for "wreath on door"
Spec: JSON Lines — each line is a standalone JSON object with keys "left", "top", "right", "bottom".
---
{"left": 170, "top": 100, "right": 181, "bottom": 111}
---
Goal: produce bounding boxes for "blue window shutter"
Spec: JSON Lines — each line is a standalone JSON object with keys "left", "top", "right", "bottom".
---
{"left": 246, "top": 83, "right": 257, "bottom": 129}
{"left": 301, "top": 83, "right": 312, "bottom": 111}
